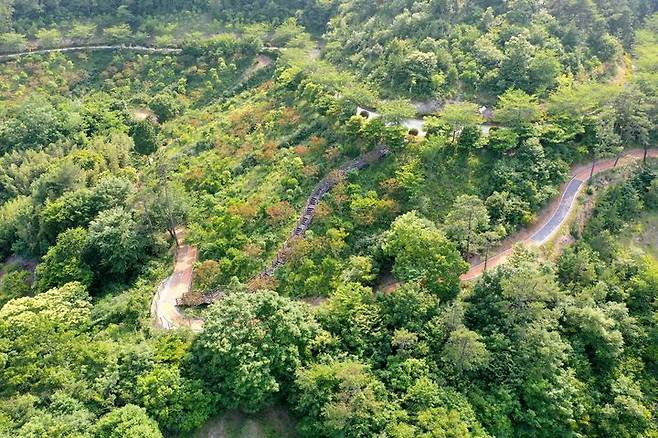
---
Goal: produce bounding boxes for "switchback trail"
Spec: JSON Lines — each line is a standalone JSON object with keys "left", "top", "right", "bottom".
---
{"left": 164, "top": 148, "right": 656, "bottom": 327}
{"left": 461, "top": 148, "right": 658, "bottom": 281}
{"left": 31, "top": 44, "right": 642, "bottom": 320}
{"left": 153, "top": 146, "right": 391, "bottom": 328}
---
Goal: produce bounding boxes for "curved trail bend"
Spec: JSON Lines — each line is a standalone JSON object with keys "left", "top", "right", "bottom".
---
{"left": 153, "top": 146, "right": 391, "bottom": 329}
{"left": 157, "top": 148, "right": 655, "bottom": 330}
{"left": 152, "top": 245, "right": 204, "bottom": 332}
{"left": 461, "top": 148, "right": 658, "bottom": 281}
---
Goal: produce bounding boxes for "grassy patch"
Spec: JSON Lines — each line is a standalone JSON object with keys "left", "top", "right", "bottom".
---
{"left": 620, "top": 210, "right": 658, "bottom": 260}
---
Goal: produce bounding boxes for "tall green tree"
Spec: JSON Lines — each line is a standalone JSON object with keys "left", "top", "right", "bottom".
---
{"left": 190, "top": 291, "right": 318, "bottom": 412}
{"left": 130, "top": 119, "right": 159, "bottom": 155}
{"left": 86, "top": 207, "right": 144, "bottom": 278}
{"left": 494, "top": 89, "right": 542, "bottom": 134}
{"left": 36, "top": 227, "right": 93, "bottom": 292}
{"left": 383, "top": 212, "right": 468, "bottom": 300}
{"left": 292, "top": 360, "right": 400, "bottom": 438}
{"left": 136, "top": 365, "right": 213, "bottom": 434}
{"left": 437, "top": 102, "right": 484, "bottom": 144}
{"left": 612, "top": 87, "right": 653, "bottom": 162}
{"left": 92, "top": 405, "right": 163, "bottom": 438}
{"left": 444, "top": 195, "right": 492, "bottom": 258}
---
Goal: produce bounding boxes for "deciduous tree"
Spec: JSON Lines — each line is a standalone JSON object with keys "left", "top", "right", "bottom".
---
{"left": 190, "top": 291, "right": 318, "bottom": 412}
{"left": 383, "top": 212, "right": 468, "bottom": 300}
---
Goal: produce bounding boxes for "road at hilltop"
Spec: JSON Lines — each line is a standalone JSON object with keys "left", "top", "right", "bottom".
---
{"left": 0, "top": 45, "right": 181, "bottom": 61}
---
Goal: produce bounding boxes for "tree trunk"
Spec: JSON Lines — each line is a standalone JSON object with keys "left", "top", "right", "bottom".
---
{"left": 644, "top": 147, "right": 648, "bottom": 164}
{"left": 465, "top": 211, "right": 473, "bottom": 259}
{"left": 169, "top": 225, "right": 180, "bottom": 248}
{"left": 590, "top": 158, "right": 596, "bottom": 179}
{"left": 614, "top": 153, "right": 621, "bottom": 168}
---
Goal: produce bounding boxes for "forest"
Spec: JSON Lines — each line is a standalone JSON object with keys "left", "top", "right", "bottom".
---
{"left": 0, "top": 0, "right": 657, "bottom": 437}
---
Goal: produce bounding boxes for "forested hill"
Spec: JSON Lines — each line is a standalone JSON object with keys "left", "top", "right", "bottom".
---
{"left": 2, "top": 0, "right": 653, "bottom": 100}
{"left": 324, "top": 0, "right": 650, "bottom": 99}
{"left": 0, "top": 1, "right": 657, "bottom": 437}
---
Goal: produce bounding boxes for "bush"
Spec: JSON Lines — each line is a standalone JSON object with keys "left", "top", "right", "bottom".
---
{"left": 93, "top": 405, "right": 163, "bottom": 438}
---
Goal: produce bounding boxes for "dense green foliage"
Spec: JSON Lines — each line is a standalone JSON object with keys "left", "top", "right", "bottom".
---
{"left": 0, "top": 1, "right": 656, "bottom": 437}
{"left": 324, "top": 0, "right": 648, "bottom": 99}
{"left": 189, "top": 291, "right": 318, "bottom": 413}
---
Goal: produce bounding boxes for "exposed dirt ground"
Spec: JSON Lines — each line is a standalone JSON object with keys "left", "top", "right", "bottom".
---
{"left": 192, "top": 406, "right": 297, "bottom": 438}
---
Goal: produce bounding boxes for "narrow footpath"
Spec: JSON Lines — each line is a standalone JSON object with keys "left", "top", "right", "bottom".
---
{"left": 155, "top": 148, "right": 656, "bottom": 329}
{"left": 7, "top": 44, "right": 651, "bottom": 327}
{"left": 151, "top": 244, "right": 204, "bottom": 332}
{"left": 153, "top": 146, "right": 391, "bottom": 327}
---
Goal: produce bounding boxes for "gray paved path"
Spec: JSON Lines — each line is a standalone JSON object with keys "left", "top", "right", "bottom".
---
{"left": 0, "top": 45, "right": 181, "bottom": 62}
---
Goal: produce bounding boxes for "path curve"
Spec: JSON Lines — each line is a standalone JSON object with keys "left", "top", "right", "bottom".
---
{"left": 151, "top": 146, "right": 392, "bottom": 328}
{"left": 0, "top": 45, "right": 181, "bottom": 61}
{"left": 461, "top": 148, "right": 658, "bottom": 281}
{"left": 151, "top": 244, "right": 204, "bottom": 332}
{"left": 28, "top": 44, "right": 646, "bottom": 320}
{"left": 165, "top": 147, "right": 656, "bottom": 325}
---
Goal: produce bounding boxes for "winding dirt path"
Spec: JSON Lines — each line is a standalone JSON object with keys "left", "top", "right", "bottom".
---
{"left": 29, "top": 44, "right": 645, "bottom": 322}
{"left": 152, "top": 244, "right": 204, "bottom": 332}
{"left": 461, "top": 148, "right": 657, "bottom": 281}
{"left": 153, "top": 146, "right": 391, "bottom": 326}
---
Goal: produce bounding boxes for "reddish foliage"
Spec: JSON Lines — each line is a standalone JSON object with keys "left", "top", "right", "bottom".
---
{"left": 227, "top": 103, "right": 270, "bottom": 137}
{"left": 324, "top": 146, "right": 341, "bottom": 162}
{"left": 278, "top": 107, "right": 301, "bottom": 127}
{"left": 302, "top": 164, "right": 320, "bottom": 178}
{"left": 266, "top": 201, "right": 296, "bottom": 224}
{"left": 314, "top": 201, "right": 332, "bottom": 220}
{"left": 331, "top": 182, "right": 349, "bottom": 206}
{"left": 194, "top": 260, "right": 221, "bottom": 291}
{"left": 257, "top": 141, "right": 278, "bottom": 162}
{"left": 248, "top": 274, "right": 278, "bottom": 291}
{"left": 294, "top": 144, "right": 309, "bottom": 156}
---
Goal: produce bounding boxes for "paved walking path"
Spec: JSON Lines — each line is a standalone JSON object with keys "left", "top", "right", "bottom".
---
{"left": 0, "top": 45, "right": 182, "bottom": 61}
{"left": 153, "top": 146, "right": 392, "bottom": 325}
{"left": 160, "top": 148, "right": 657, "bottom": 325}
{"left": 461, "top": 148, "right": 657, "bottom": 281}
